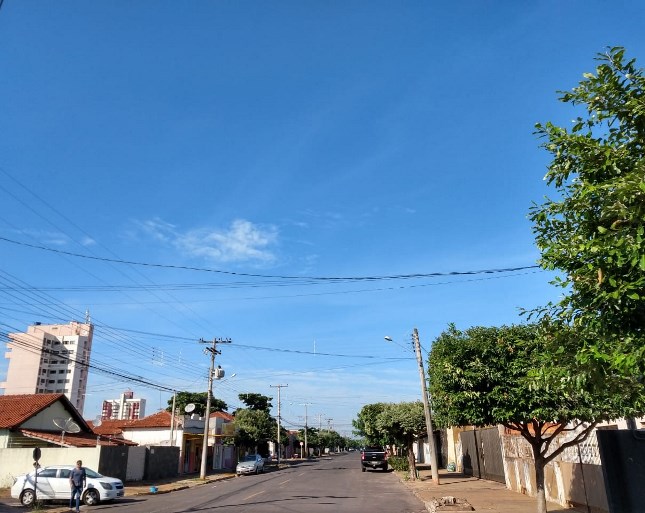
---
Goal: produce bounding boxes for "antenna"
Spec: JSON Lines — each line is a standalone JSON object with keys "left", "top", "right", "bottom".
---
{"left": 185, "top": 403, "right": 196, "bottom": 413}
{"left": 53, "top": 417, "right": 81, "bottom": 444}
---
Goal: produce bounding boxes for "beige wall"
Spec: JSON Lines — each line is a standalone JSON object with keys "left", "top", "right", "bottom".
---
{"left": 501, "top": 431, "right": 609, "bottom": 513}
{"left": 0, "top": 447, "right": 101, "bottom": 488}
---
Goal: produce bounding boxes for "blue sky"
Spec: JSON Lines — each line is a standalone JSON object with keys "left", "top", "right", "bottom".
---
{"left": 1, "top": 1, "right": 644, "bottom": 436}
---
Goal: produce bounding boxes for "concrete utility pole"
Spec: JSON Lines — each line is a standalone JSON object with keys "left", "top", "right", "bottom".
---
{"left": 270, "top": 384, "right": 288, "bottom": 464}
{"left": 413, "top": 328, "right": 440, "bottom": 485}
{"left": 169, "top": 390, "right": 176, "bottom": 446}
{"left": 199, "top": 337, "right": 231, "bottom": 479}
{"left": 300, "top": 402, "right": 311, "bottom": 458}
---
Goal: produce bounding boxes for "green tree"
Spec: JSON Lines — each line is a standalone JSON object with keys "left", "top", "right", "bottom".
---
{"left": 238, "top": 393, "right": 273, "bottom": 412}
{"left": 233, "top": 408, "right": 275, "bottom": 454}
{"left": 352, "top": 403, "right": 388, "bottom": 446}
{"left": 428, "top": 322, "right": 638, "bottom": 513}
{"left": 529, "top": 47, "right": 645, "bottom": 379}
{"left": 376, "top": 402, "right": 426, "bottom": 480}
{"left": 166, "top": 391, "right": 227, "bottom": 416}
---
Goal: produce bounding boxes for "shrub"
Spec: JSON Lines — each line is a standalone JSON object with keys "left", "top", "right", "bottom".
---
{"left": 387, "top": 456, "right": 409, "bottom": 472}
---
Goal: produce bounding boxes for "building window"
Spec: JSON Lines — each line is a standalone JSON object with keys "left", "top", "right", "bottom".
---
{"left": 58, "top": 370, "right": 65, "bottom": 374}
{"left": 48, "top": 379, "right": 55, "bottom": 383}
{"left": 66, "top": 370, "right": 71, "bottom": 373}
{"left": 63, "top": 388, "right": 68, "bottom": 393}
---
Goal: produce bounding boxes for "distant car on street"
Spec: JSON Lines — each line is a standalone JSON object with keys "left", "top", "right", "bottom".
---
{"left": 236, "top": 454, "right": 265, "bottom": 476}
{"left": 361, "top": 446, "right": 388, "bottom": 472}
{"left": 11, "top": 465, "right": 124, "bottom": 506}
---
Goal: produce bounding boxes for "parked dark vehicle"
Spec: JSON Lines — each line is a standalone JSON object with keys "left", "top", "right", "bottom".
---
{"left": 360, "top": 446, "right": 388, "bottom": 472}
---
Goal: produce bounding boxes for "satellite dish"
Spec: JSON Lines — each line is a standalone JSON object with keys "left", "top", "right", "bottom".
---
{"left": 53, "top": 417, "right": 81, "bottom": 444}
{"left": 185, "top": 403, "right": 196, "bottom": 413}
{"left": 94, "top": 419, "right": 103, "bottom": 427}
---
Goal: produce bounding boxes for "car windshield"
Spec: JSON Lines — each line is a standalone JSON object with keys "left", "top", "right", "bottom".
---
{"left": 241, "top": 455, "right": 257, "bottom": 462}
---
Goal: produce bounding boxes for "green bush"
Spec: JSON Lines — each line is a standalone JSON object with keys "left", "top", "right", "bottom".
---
{"left": 387, "top": 456, "right": 409, "bottom": 472}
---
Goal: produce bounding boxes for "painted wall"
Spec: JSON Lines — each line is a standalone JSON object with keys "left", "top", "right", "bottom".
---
{"left": 501, "top": 430, "right": 609, "bottom": 513}
{"left": 0, "top": 447, "right": 101, "bottom": 488}
{"left": 21, "top": 401, "right": 75, "bottom": 431}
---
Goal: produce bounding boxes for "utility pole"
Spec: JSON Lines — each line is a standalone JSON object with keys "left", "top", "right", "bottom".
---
{"left": 413, "top": 328, "right": 440, "bottom": 485}
{"left": 300, "top": 402, "right": 311, "bottom": 458}
{"left": 169, "top": 390, "right": 177, "bottom": 446}
{"left": 270, "top": 384, "right": 288, "bottom": 465}
{"left": 199, "top": 337, "right": 231, "bottom": 479}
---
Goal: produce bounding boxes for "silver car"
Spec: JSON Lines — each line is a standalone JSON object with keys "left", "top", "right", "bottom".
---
{"left": 11, "top": 465, "right": 124, "bottom": 506}
{"left": 236, "top": 454, "right": 265, "bottom": 476}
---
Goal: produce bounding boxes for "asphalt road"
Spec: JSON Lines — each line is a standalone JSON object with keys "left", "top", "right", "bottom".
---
{"left": 91, "top": 453, "right": 426, "bottom": 513}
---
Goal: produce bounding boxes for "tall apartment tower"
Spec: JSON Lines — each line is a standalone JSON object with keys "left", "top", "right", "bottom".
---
{"left": 1, "top": 321, "right": 93, "bottom": 414}
{"left": 101, "top": 390, "right": 146, "bottom": 420}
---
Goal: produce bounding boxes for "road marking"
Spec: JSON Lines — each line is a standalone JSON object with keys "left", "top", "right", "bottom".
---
{"left": 243, "top": 490, "right": 265, "bottom": 501}
{"left": 278, "top": 479, "right": 291, "bottom": 485}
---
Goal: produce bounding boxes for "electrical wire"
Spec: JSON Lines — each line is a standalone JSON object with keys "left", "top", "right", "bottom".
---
{"left": 0, "top": 235, "right": 540, "bottom": 281}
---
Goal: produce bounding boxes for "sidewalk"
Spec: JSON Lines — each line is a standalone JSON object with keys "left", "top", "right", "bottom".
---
{"left": 399, "top": 466, "right": 586, "bottom": 513}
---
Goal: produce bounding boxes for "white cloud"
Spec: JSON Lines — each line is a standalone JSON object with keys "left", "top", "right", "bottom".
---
{"left": 134, "top": 218, "right": 177, "bottom": 243}
{"left": 134, "top": 218, "right": 279, "bottom": 264}
{"left": 177, "top": 219, "right": 278, "bottom": 264}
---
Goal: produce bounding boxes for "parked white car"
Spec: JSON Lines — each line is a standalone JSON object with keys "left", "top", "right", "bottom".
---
{"left": 236, "top": 454, "right": 265, "bottom": 475}
{"left": 11, "top": 465, "right": 124, "bottom": 506}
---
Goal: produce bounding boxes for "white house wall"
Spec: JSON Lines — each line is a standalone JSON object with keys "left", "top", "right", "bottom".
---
{"left": 121, "top": 427, "right": 184, "bottom": 446}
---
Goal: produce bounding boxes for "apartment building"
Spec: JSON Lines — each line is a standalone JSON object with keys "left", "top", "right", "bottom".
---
{"left": 1, "top": 321, "right": 93, "bottom": 414}
{"left": 101, "top": 390, "right": 146, "bottom": 420}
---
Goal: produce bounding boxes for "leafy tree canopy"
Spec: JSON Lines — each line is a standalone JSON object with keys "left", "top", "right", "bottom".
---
{"left": 376, "top": 401, "right": 426, "bottom": 480}
{"left": 352, "top": 403, "right": 388, "bottom": 446}
{"left": 166, "top": 391, "right": 227, "bottom": 416}
{"left": 238, "top": 393, "right": 273, "bottom": 412}
{"left": 233, "top": 408, "right": 275, "bottom": 451}
{"left": 428, "top": 321, "right": 643, "bottom": 513}
{"left": 530, "top": 47, "right": 645, "bottom": 376}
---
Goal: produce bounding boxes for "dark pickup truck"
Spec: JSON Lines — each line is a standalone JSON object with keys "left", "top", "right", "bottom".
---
{"left": 360, "top": 446, "right": 388, "bottom": 472}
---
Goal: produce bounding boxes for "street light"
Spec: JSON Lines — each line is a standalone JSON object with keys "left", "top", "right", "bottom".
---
{"left": 386, "top": 329, "right": 440, "bottom": 485}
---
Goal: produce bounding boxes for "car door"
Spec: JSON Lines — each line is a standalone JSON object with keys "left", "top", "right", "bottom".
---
{"left": 33, "top": 468, "right": 57, "bottom": 499}
{"left": 55, "top": 468, "right": 74, "bottom": 499}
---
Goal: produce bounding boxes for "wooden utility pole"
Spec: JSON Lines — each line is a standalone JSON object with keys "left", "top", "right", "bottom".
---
{"left": 413, "top": 328, "right": 440, "bottom": 484}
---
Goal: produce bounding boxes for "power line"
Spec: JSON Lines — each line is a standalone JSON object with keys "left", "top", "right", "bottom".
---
{"left": 0, "top": 235, "right": 540, "bottom": 281}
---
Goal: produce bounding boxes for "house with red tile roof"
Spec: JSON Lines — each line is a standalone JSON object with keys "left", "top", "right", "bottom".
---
{"left": 0, "top": 393, "right": 133, "bottom": 448}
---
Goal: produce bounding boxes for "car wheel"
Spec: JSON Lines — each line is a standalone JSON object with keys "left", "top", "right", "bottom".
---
{"left": 20, "top": 489, "right": 35, "bottom": 507}
{"left": 361, "top": 466, "right": 366, "bottom": 472}
{"left": 83, "top": 488, "right": 100, "bottom": 506}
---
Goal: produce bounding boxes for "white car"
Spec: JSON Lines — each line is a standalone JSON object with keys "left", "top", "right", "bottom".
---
{"left": 11, "top": 465, "right": 124, "bottom": 506}
{"left": 236, "top": 454, "right": 265, "bottom": 475}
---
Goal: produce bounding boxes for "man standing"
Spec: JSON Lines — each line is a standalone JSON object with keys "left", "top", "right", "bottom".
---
{"left": 69, "top": 460, "right": 86, "bottom": 512}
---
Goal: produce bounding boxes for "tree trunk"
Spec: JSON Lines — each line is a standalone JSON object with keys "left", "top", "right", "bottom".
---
{"left": 532, "top": 445, "right": 547, "bottom": 513}
{"left": 407, "top": 440, "right": 417, "bottom": 481}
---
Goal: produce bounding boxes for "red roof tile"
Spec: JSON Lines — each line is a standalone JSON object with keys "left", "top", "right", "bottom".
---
{"left": 210, "top": 411, "right": 233, "bottom": 421}
{"left": 87, "top": 419, "right": 132, "bottom": 436}
{"left": 0, "top": 394, "right": 71, "bottom": 429}
{"left": 20, "top": 429, "right": 137, "bottom": 447}
{"left": 123, "top": 410, "right": 173, "bottom": 429}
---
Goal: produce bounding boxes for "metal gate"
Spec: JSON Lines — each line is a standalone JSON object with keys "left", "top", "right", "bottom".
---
{"left": 460, "top": 427, "right": 505, "bottom": 483}
{"left": 597, "top": 429, "right": 645, "bottom": 513}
